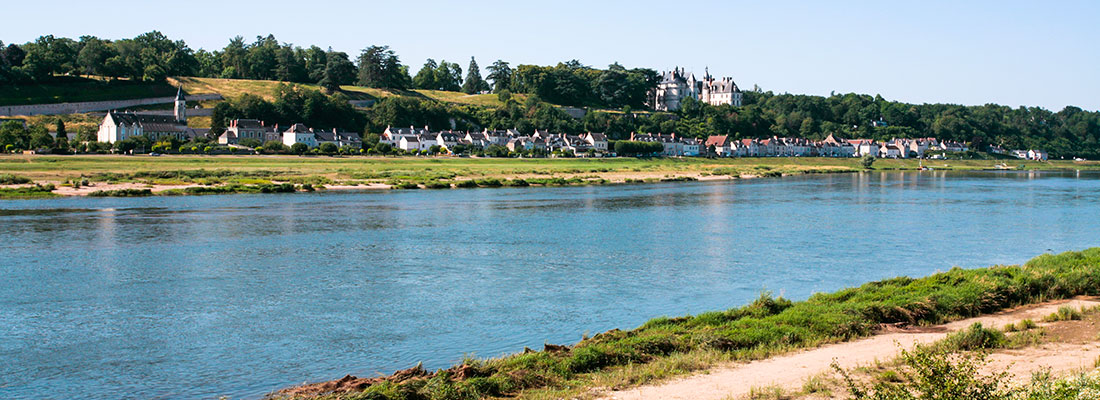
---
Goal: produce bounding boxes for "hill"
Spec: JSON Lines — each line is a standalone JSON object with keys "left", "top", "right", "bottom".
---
{"left": 0, "top": 76, "right": 177, "bottom": 106}
{"left": 170, "top": 77, "right": 523, "bottom": 108}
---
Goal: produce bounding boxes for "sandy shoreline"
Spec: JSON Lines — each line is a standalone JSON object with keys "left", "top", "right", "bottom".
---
{"left": 2, "top": 171, "right": 781, "bottom": 198}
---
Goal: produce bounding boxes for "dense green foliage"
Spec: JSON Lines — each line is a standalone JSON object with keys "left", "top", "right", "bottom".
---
{"left": 210, "top": 84, "right": 364, "bottom": 133}
{"left": 510, "top": 61, "right": 659, "bottom": 108}
{"left": 298, "top": 248, "right": 1100, "bottom": 400}
{"left": 672, "top": 92, "right": 1100, "bottom": 159}
{"left": 87, "top": 188, "right": 153, "bottom": 197}
{"left": 613, "top": 140, "right": 663, "bottom": 156}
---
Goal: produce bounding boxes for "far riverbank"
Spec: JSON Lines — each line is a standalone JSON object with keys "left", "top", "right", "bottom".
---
{"left": 1, "top": 154, "right": 1096, "bottom": 198}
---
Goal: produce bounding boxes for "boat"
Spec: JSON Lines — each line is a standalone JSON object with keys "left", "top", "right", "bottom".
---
{"left": 994, "top": 163, "right": 1012, "bottom": 170}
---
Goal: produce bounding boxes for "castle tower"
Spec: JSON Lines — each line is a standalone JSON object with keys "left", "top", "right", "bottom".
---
{"left": 174, "top": 86, "right": 187, "bottom": 124}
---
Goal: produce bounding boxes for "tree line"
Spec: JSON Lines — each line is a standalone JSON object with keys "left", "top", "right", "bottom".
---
{"left": 1, "top": 32, "right": 659, "bottom": 109}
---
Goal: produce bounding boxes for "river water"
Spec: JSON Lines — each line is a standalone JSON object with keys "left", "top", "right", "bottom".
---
{"left": 2, "top": 170, "right": 1099, "bottom": 399}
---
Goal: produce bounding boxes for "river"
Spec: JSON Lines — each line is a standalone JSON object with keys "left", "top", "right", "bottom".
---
{"left": 1, "top": 170, "right": 1098, "bottom": 399}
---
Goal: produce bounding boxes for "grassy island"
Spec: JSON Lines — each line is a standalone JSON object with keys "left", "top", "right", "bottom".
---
{"left": 0, "top": 155, "right": 1097, "bottom": 198}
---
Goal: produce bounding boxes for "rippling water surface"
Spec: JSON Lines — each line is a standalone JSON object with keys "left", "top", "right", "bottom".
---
{"left": 2, "top": 171, "right": 1099, "bottom": 399}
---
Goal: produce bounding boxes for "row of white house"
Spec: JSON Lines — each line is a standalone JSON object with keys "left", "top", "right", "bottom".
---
{"left": 380, "top": 126, "right": 610, "bottom": 154}
{"left": 216, "top": 119, "right": 362, "bottom": 149}
{"left": 704, "top": 134, "right": 971, "bottom": 158}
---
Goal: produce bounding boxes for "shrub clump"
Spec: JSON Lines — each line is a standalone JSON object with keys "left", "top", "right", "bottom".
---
{"left": 0, "top": 174, "right": 32, "bottom": 184}
{"left": 88, "top": 188, "right": 154, "bottom": 197}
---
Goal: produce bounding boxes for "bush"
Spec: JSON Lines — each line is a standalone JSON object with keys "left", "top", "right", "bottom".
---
{"left": 454, "top": 180, "right": 478, "bottom": 188}
{"left": 934, "top": 323, "right": 1006, "bottom": 352}
{"left": 0, "top": 174, "right": 32, "bottom": 184}
{"left": 861, "top": 154, "right": 876, "bottom": 169}
{"left": 87, "top": 188, "right": 154, "bottom": 197}
{"left": 1043, "top": 306, "right": 1082, "bottom": 322}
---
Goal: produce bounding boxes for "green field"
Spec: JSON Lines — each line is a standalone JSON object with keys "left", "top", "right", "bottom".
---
{"left": 0, "top": 76, "right": 177, "bottom": 106}
{"left": 2, "top": 155, "right": 1092, "bottom": 184}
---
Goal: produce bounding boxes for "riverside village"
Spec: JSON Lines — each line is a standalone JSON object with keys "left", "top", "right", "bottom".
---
{"left": 75, "top": 68, "right": 1051, "bottom": 161}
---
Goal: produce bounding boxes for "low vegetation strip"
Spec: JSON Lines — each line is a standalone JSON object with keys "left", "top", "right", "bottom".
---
{"left": 0, "top": 184, "right": 56, "bottom": 198}
{"left": 275, "top": 248, "right": 1100, "bottom": 400}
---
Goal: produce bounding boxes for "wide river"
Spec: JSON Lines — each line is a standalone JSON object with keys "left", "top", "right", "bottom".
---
{"left": 2, "top": 170, "right": 1099, "bottom": 399}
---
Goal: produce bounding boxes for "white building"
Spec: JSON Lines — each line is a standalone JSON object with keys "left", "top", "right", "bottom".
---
{"left": 97, "top": 87, "right": 194, "bottom": 143}
{"left": 282, "top": 123, "right": 317, "bottom": 148}
{"left": 649, "top": 67, "right": 743, "bottom": 111}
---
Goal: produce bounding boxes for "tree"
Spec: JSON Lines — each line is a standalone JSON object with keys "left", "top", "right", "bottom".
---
{"left": 461, "top": 56, "right": 489, "bottom": 94}
{"left": 291, "top": 142, "right": 309, "bottom": 154}
{"left": 413, "top": 58, "right": 439, "bottom": 90}
{"left": 861, "top": 154, "right": 876, "bottom": 169}
{"left": 76, "top": 36, "right": 115, "bottom": 77}
{"left": 356, "top": 45, "right": 409, "bottom": 89}
{"left": 319, "top": 52, "right": 356, "bottom": 93}
{"left": 54, "top": 119, "right": 66, "bottom": 146}
{"left": 319, "top": 142, "right": 338, "bottom": 154}
{"left": 437, "top": 61, "right": 462, "bottom": 91}
{"left": 486, "top": 60, "right": 513, "bottom": 93}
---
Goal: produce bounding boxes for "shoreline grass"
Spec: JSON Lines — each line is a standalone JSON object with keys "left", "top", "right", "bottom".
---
{"left": 275, "top": 248, "right": 1100, "bottom": 400}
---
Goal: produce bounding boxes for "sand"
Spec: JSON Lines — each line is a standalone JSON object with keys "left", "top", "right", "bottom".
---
{"left": 601, "top": 297, "right": 1100, "bottom": 400}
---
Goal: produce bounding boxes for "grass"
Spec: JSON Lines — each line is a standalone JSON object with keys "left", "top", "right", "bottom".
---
{"left": 172, "top": 76, "right": 526, "bottom": 108}
{"left": 0, "top": 184, "right": 56, "bottom": 198}
{"left": 1043, "top": 305, "right": 1083, "bottom": 322}
{"left": 0, "top": 76, "right": 177, "bottom": 106}
{"left": 4, "top": 154, "right": 1093, "bottom": 186}
{"left": 282, "top": 248, "right": 1100, "bottom": 400}
{"left": 931, "top": 323, "right": 1006, "bottom": 352}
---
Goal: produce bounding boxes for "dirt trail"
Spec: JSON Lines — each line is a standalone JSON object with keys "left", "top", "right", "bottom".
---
{"left": 601, "top": 298, "right": 1100, "bottom": 400}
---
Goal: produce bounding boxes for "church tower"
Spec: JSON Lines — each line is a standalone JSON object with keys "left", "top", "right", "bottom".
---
{"left": 174, "top": 87, "right": 187, "bottom": 124}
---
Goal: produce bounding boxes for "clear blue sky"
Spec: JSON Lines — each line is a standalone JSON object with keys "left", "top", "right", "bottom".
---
{"left": 5, "top": 0, "right": 1099, "bottom": 111}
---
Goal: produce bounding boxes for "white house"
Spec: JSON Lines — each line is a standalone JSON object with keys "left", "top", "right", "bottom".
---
{"left": 399, "top": 136, "right": 421, "bottom": 152}
{"left": 282, "top": 123, "right": 317, "bottom": 148}
{"left": 435, "top": 131, "right": 462, "bottom": 151}
{"left": 582, "top": 132, "right": 608, "bottom": 153}
{"left": 880, "top": 144, "right": 903, "bottom": 158}
{"left": 1028, "top": 149, "right": 1048, "bottom": 161}
{"left": 97, "top": 88, "right": 193, "bottom": 143}
{"left": 382, "top": 126, "right": 430, "bottom": 145}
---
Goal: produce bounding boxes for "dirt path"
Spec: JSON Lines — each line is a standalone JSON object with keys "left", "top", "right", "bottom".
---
{"left": 601, "top": 298, "right": 1100, "bottom": 400}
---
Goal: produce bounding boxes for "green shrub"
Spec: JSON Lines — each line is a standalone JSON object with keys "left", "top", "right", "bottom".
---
{"left": 424, "top": 181, "right": 451, "bottom": 189}
{"left": 1043, "top": 306, "right": 1082, "bottom": 322}
{"left": 454, "top": 180, "right": 478, "bottom": 188}
{"left": 1019, "top": 319, "right": 1037, "bottom": 330}
{"left": 87, "top": 188, "right": 153, "bottom": 197}
{"left": 0, "top": 174, "right": 32, "bottom": 184}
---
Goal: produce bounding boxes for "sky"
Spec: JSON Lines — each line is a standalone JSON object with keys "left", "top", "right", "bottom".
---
{"left": 4, "top": 0, "right": 1099, "bottom": 111}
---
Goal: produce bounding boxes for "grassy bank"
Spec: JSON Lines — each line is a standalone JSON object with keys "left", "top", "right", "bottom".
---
{"left": 276, "top": 248, "right": 1100, "bottom": 400}
{"left": 2, "top": 154, "right": 1094, "bottom": 183}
